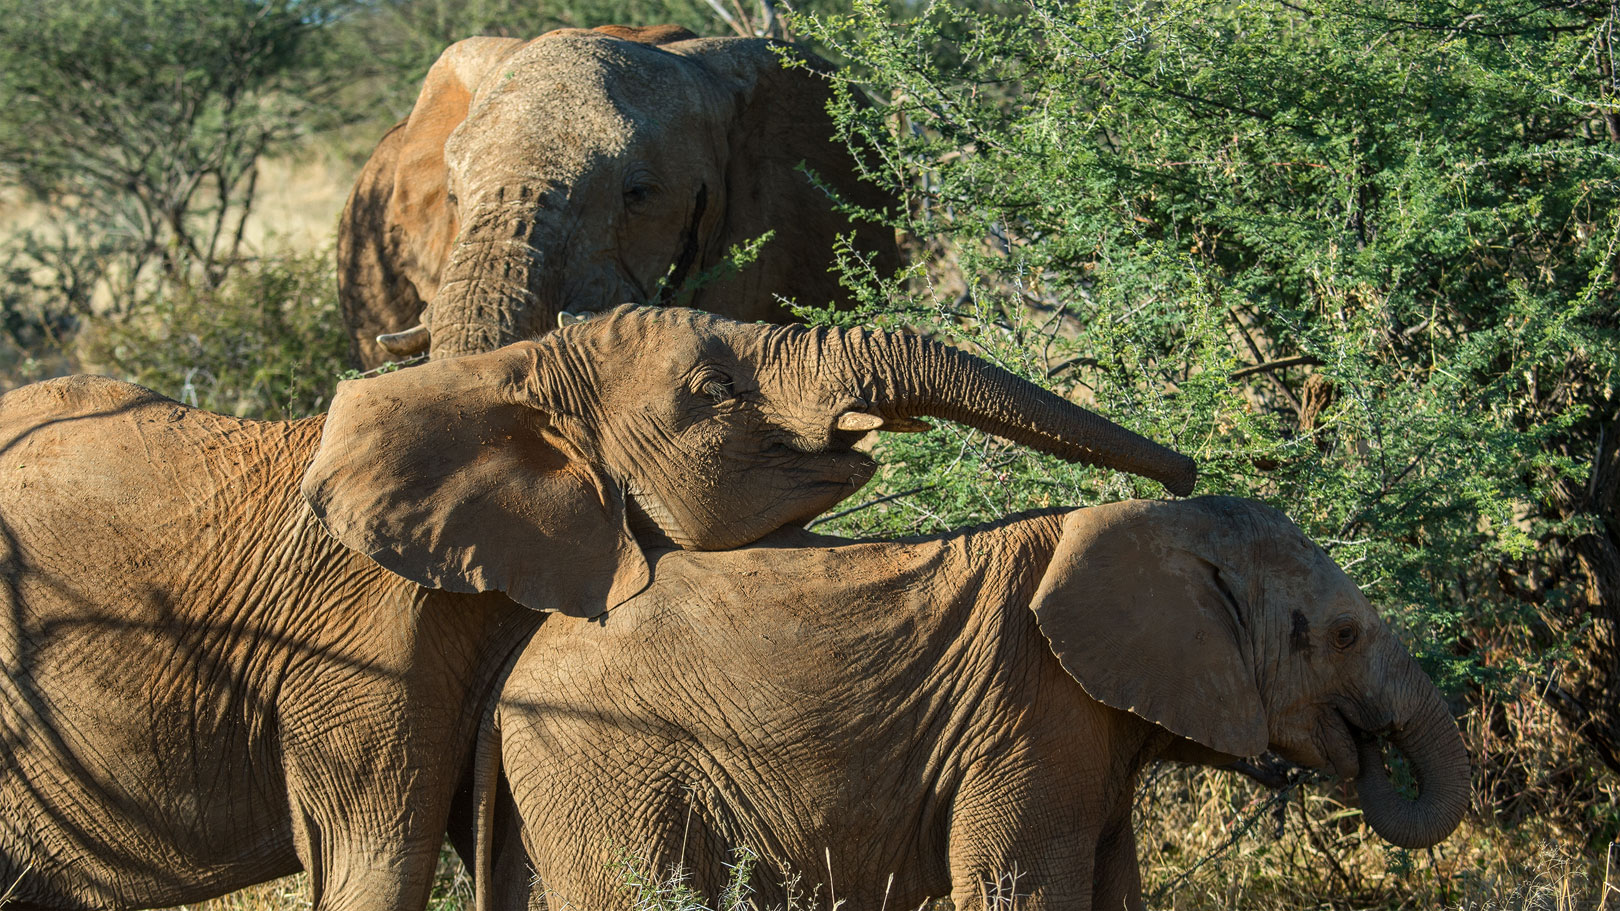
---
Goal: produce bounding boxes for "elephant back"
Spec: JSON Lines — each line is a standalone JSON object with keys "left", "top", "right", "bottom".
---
{"left": 0, "top": 376, "right": 327, "bottom": 586}
{"left": 531, "top": 511, "right": 1070, "bottom": 712}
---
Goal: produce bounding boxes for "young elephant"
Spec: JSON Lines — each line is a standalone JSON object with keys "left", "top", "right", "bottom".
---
{"left": 486, "top": 498, "right": 1469, "bottom": 911}
{"left": 0, "top": 306, "right": 1193, "bottom": 911}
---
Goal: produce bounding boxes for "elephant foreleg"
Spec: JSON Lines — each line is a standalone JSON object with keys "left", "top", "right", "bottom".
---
{"left": 287, "top": 782, "right": 444, "bottom": 911}
{"left": 946, "top": 768, "right": 1098, "bottom": 911}
{"left": 1091, "top": 816, "right": 1143, "bottom": 911}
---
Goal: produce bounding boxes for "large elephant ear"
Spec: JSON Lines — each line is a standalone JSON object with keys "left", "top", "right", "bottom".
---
{"left": 674, "top": 38, "right": 897, "bottom": 317}
{"left": 1029, "top": 498, "right": 1269, "bottom": 757}
{"left": 380, "top": 36, "right": 526, "bottom": 306}
{"left": 299, "top": 345, "right": 650, "bottom": 617}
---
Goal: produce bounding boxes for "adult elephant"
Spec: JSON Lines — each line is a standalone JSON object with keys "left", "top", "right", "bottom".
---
{"left": 338, "top": 25, "right": 897, "bottom": 368}
{"left": 483, "top": 497, "right": 1469, "bottom": 911}
{"left": 0, "top": 306, "right": 1194, "bottom": 911}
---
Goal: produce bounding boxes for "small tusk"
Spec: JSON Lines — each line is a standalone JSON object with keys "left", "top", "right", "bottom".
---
{"left": 376, "top": 324, "right": 431, "bottom": 356}
{"left": 835, "top": 411, "right": 885, "bottom": 432}
{"left": 558, "top": 309, "right": 603, "bottom": 328}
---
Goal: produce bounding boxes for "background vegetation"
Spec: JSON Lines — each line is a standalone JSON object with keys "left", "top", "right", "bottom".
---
{"left": 0, "top": 0, "right": 1615, "bottom": 907}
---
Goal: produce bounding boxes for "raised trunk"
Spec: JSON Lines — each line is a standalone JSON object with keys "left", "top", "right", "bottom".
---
{"left": 844, "top": 329, "right": 1198, "bottom": 496}
{"left": 1354, "top": 679, "right": 1471, "bottom": 849}
{"left": 427, "top": 223, "right": 549, "bottom": 360}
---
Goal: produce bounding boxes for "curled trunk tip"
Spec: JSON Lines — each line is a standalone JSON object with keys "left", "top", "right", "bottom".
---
{"left": 1354, "top": 697, "right": 1470, "bottom": 849}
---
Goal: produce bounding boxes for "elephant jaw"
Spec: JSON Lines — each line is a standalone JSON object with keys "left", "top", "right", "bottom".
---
{"left": 625, "top": 448, "right": 876, "bottom": 552}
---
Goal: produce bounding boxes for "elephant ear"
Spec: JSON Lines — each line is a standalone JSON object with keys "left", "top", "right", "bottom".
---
{"left": 1029, "top": 498, "right": 1269, "bottom": 757}
{"left": 382, "top": 36, "right": 526, "bottom": 307}
{"left": 674, "top": 38, "right": 897, "bottom": 317}
{"left": 299, "top": 344, "right": 650, "bottom": 617}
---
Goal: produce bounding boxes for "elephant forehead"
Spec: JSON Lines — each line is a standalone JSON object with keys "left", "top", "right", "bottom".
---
{"left": 552, "top": 306, "right": 729, "bottom": 380}
{"left": 484, "top": 34, "right": 721, "bottom": 122}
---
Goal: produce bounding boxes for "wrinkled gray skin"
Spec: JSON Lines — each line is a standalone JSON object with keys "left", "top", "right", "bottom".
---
{"left": 338, "top": 26, "right": 897, "bottom": 368}
{"left": 0, "top": 307, "right": 1194, "bottom": 911}
{"left": 485, "top": 498, "right": 1469, "bottom": 911}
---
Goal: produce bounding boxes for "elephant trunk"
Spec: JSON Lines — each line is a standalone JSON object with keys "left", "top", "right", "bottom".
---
{"left": 1354, "top": 674, "right": 1470, "bottom": 849}
{"left": 843, "top": 329, "right": 1197, "bottom": 496}
{"left": 426, "top": 204, "right": 552, "bottom": 359}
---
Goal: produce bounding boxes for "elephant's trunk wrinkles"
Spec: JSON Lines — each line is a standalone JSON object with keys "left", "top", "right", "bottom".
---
{"left": 429, "top": 228, "right": 550, "bottom": 359}
{"left": 1353, "top": 678, "right": 1470, "bottom": 849}
{"left": 845, "top": 330, "right": 1198, "bottom": 496}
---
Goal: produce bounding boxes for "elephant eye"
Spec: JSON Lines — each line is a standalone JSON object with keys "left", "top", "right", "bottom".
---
{"left": 703, "top": 378, "right": 734, "bottom": 404}
{"left": 1330, "top": 618, "right": 1359, "bottom": 651}
{"left": 624, "top": 180, "right": 659, "bottom": 211}
{"left": 692, "top": 369, "right": 734, "bottom": 404}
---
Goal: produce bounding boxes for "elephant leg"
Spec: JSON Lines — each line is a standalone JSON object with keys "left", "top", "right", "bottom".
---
{"left": 287, "top": 781, "right": 444, "bottom": 911}
{"left": 280, "top": 690, "right": 462, "bottom": 911}
{"left": 1091, "top": 813, "right": 1143, "bottom": 911}
{"left": 946, "top": 769, "right": 1097, "bottom": 911}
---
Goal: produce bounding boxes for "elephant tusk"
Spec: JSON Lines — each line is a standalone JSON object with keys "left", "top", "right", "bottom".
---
{"left": 834, "top": 412, "right": 933, "bottom": 433}
{"left": 835, "top": 411, "right": 885, "bottom": 432}
{"left": 376, "top": 324, "right": 431, "bottom": 357}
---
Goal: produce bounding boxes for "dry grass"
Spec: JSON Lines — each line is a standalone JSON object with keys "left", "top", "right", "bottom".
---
{"left": 178, "top": 850, "right": 470, "bottom": 911}
{"left": 0, "top": 148, "right": 356, "bottom": 262}
{"left": 239, "top": 150, "right": 358, "bottom": 256}
{"left": 1136, "top": 769, "right": 1611, "bottom": 910}
{"left": 1134, "top": 670, "right": 1619, "bottom": 911}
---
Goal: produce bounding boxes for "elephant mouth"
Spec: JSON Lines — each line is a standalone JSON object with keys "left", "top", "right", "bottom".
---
{"left": 789, "top": 450, "right": 877, "bottom": 506}
{"left": 1319, "top": 707, "right": 1383, "bottom": 780}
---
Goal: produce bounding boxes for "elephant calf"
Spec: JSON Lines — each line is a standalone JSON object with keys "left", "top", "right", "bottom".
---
{"left": 486, "top": 498, "right": 1469, "bottom": 911}
{"left": 0, "top": 306, "right": 1193, "bottom": 911}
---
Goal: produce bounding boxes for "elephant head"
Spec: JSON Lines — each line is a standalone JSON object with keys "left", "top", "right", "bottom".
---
{"left": 337, "top": 25, "right": 896, "bottom": 368}
{"left": 301, "top": 306, "right": 1197, "bottom": 617}
{"left": 1032, "top": 497, "right": 1469, "bottom": 849}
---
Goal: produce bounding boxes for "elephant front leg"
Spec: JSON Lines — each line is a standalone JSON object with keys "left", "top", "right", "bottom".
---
{"left": 948, "top": 844, "right": 1096, "bottom": 911}
{"left": 286, "top": 777, "right": 447, "bottom": 911}
{"left": 946, "top": 775, "right": 1098, "bottom": 911}
{"left": 281, "top": 699, "right": 463, "bottom": 911}
{"left": 1091, "top": 814, "right": 1143, "bottom": 911}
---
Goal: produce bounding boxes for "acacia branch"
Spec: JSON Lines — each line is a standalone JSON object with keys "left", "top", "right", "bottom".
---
{"left": 1230, "top": 355, "right": 1324, "bottom": 380}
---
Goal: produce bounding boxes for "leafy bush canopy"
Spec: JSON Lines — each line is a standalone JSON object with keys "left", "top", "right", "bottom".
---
{"left": 80, "top": 250, "right": 351, "bottom": 420}
{"left": 795, "top": 0, "right": 1617, "bottom": 689}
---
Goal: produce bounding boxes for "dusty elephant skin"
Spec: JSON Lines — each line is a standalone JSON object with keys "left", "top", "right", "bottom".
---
{"left": 487, "top": 498, "right": 1469, "bottom": 911}
{"left": 0, "top": 306, "right": 1194, "bottom": 911}
{"left": 338, "top": 24, "right": 897, "bottom": 368}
